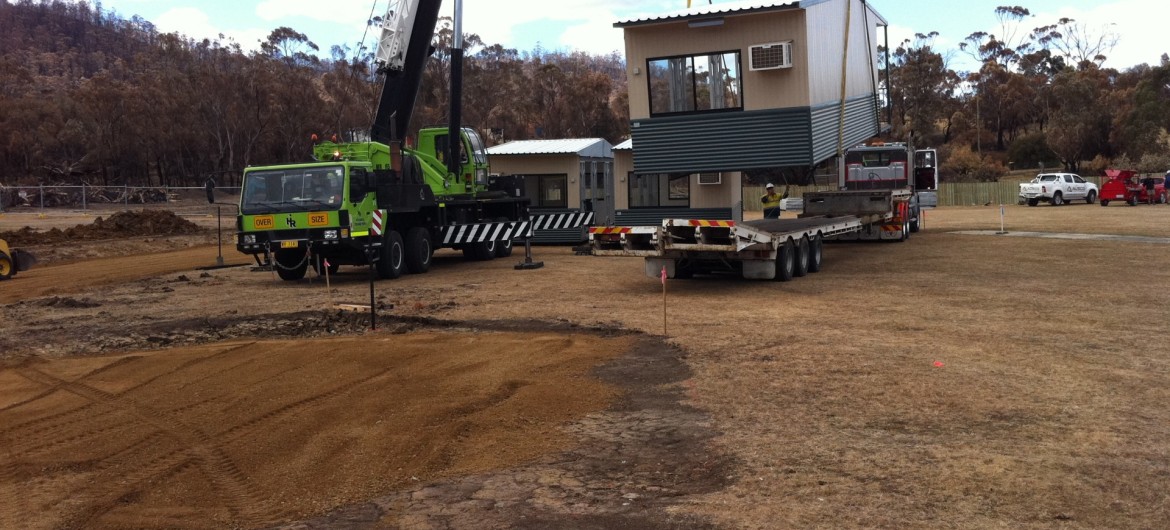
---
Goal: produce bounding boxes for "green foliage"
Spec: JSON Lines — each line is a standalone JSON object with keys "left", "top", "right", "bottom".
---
{"left": 1006, "top": 133, "right": 1058, "bottom": 170}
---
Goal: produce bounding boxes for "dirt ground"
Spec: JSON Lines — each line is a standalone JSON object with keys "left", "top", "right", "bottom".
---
{"left": 3, "top": 202, "right": 1170, "bottom": 528}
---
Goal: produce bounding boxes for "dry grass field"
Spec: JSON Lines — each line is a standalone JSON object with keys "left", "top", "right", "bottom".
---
{"left": 2, "top": 202, "right": 1170, "bottom": 528}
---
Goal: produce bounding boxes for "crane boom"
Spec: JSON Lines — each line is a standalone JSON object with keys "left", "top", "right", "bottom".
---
{"left": 374, "top": 0, "right": 417, "bottom": 73}
{"left": 370, "top": 0, "right": 443, "bottom": 144}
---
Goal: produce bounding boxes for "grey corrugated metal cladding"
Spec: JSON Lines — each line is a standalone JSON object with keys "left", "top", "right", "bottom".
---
{"left": 631, "top": 96, "right": 878, "bottom": 173}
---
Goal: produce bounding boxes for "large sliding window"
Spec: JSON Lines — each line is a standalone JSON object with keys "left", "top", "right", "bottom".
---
{"left": 648, "top": 51, "right": 742, "bottom": 116}
{"left": 629, "top": 173, "right": 690, "bottom": 208}
{"left": 522, "top": 174, "right": 568, "bottom": 208}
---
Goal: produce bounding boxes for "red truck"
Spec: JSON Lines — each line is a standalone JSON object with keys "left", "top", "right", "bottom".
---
{"left": 1099, "top": 169, "right": 1166, "bottom": 206}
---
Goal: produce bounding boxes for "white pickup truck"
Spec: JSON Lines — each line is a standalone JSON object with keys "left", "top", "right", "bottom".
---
{"left": 1019, "top": 173, "right": 1099, "bottom": 206}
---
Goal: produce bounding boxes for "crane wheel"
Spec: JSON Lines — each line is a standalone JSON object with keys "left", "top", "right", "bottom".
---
{"left": 377, "top": 230, "right": 406, "bottom": 279}
{"left": 463, "top": 240, "right": 496, "bottom": 261}
{"left": 274, "top": 249, "right": 308, "bottom": 281}
{"left": 493, "top": 218, "right": 514, "bottom": 258}
{"left": 405, "top": 227, "right": 432, "bottom": 274}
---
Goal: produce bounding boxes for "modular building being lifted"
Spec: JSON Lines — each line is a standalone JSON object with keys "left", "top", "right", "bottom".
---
{"left": 594, "top": 0, "right": 931, "bottom": 282}
{"left": 614, "top": 0, "right": 887, "bottom": 178}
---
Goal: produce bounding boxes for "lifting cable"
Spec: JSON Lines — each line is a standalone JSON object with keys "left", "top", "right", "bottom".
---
{"left": 835, "top": 0, "right": 853, "bottom": 168}
{"left": 861, "top": 1, "right": 879, "bottom": 134}
{"left": 360, "top": 0, "right": 384, "bottom": 130}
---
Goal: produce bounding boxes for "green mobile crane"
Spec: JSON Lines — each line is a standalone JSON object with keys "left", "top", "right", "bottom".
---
{"left": 211, "top": 0, "right": 530, "bottom": 281}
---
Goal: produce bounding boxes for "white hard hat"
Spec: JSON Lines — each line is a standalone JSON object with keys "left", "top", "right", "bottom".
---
{"left": 766, "top": 183, "right": 774, "bottom": 188}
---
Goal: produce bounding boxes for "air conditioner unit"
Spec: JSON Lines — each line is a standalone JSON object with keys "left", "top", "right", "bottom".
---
{"left": 749, "top": 41, "right": 793, "bottom": 71}
{"left": 698, "top": 173, "right": 722, "bottom": 185}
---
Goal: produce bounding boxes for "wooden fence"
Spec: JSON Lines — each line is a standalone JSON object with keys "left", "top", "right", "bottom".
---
{"left": 743, "top": 177, "right": 1106, "bottom": 211}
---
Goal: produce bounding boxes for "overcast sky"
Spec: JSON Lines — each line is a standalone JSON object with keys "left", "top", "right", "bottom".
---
{"left": 92, "top": 0, "right": 1166, "bottom": 72}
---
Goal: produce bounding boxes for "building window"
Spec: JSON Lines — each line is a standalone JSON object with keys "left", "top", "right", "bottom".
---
{"left": 523, "top": 174, "right": 568, "bottom": 208}
{"left": 648, "top": 51, "right": 742, "bottom": 116}
{"left": 629, "top": 173, "right": 690, "bottom": 208}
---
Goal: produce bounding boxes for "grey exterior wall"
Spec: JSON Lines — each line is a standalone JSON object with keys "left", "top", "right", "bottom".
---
{"left": 810, "top": 93, "right": 881, "bottom": 163}
{"left": 630, "top": 93, "right": 877, "bottom": 173}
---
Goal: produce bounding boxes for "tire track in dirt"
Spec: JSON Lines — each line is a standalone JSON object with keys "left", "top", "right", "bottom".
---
{"left": 66, "top": 450, "right": 195, "bottom": 528}
{"left": 0, "top": 428, "right": 172, "bottom": 530}
{"left": 0, "top": 346, "right": 251, "bottom": 454}
{"left": 8, "top": 366, "right": 276, "bottom": 525}
{"left": 215, "top": 364, "right": 400, "bottom": 445}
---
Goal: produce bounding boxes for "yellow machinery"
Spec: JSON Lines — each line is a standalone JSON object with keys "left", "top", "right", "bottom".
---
{"left": 0, "top": 238, "right": 35, "bottom": 280}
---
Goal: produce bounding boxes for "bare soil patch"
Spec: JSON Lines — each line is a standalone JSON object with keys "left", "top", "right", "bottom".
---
{"left": 2, "top": 204, "right": 1169, "bottom": 528}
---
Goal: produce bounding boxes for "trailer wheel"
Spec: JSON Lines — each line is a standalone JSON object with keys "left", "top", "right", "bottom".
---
{"left": 1100, "top": 199, "right": 1110, "bottom": 207}
{"left": 793, "top": 236, "right": 810, "bottom": 277}
{"left": 274, "top": 249, "right": 308, "bottom": 281}
{"left": 807, "top": 234, "right": 823, "bottom": 273}
{"left": 1027, "top": 198, "right": 1039, "bottom": 207}
{"left": 0, "top": 250, "right": 13, "bottom": 280}
{"left": 774, "top": 238, "right": 795, "bottom": 282}
{"left": 405, "top": 227, "right": 433, "bottom": 274}
{"left": 1127, "top": 195, "right": 1138, "bottom": 206}
{"left": 377, "top": 230, "right": 405, "bottom": 279}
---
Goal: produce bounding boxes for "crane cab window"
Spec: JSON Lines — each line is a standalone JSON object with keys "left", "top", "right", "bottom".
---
{"left": 433, "top": 134, "right": 468, "bottom": 164}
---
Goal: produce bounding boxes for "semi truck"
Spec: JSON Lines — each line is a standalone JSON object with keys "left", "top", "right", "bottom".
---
{"left": 209, "top": 0, "right": 537, "bottom": 281}
{"left": 590, "top": 142, "right": 932, "bottom": 281}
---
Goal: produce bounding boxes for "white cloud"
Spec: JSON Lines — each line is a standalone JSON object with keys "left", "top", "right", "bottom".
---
{"left": 149, "top": 7, "right": 267, "bottom": 51}
{"left": 153, "top": 7, "right": 216, "bottom": 39}
{"left": 255, "top": 0, "right": 372, "bottom": 25}
{"left": 442, "top": 0, "right": 659, "bottom": 54}
{"left": 560, "top": 21, "right": 625, "bottom": 56}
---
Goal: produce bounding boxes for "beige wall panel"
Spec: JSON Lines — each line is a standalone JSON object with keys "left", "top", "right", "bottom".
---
{"left": 804, "top": 0, "right": 882, "bottom": 104}
{"left": 613, "top": 150, "right": 633, "bottom": 209}
{"left": 489, "top": 155, "right": 580, "bottom": 207}
{"left": 624, "top": 10, "right": 809, "bottom": 119}
{"left": 689, "top": 171, "right": 743, "bottom": 208}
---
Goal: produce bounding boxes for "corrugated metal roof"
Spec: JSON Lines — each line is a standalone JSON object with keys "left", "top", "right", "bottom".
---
{"left": 486, "top": 138, "right": 613, "bottom": 158}
{"left": 613, "top": 138, "right": 633, "bottom": 151}
{"left": 614, "top": 0, "right": 802, "bottom": 28}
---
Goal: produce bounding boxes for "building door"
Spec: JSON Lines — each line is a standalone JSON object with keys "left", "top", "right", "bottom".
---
{"left": 579, "top": 159, "right": 615, "bottom": 225}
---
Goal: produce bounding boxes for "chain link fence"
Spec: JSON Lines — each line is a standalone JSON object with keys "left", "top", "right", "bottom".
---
{"left": 0, "top": 185, "right": 242, "bottom": 213}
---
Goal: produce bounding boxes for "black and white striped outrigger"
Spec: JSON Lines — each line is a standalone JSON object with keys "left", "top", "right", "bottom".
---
{"left": 438, "top": 212, "right": 595, "bottom": 245}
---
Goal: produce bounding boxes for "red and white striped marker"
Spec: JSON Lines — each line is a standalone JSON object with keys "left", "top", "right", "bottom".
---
{"left": 371, "top": 209, "right": 384, "bottom": 236}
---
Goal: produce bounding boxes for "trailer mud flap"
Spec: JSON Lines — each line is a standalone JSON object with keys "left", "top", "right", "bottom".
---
{"left": 742, "top": 260, "right": 775, "bottom": 280}
{"left": 645, "top": 258, "right": 675, "bottom": 279}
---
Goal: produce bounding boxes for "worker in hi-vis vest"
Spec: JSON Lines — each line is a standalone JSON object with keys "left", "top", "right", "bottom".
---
{"left": 760, "top": 183, "right": 784, "bottom": 219}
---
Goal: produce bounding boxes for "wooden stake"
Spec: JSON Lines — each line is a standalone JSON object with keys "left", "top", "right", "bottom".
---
{"left": 661, "top": 265, "right": 667, "bottom": 337}
{"left": 324, "top": 258, "right": 333, "bottom": 306}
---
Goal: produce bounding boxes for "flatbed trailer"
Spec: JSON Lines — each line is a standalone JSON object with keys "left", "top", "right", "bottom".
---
{"left": 590, "top": 183, "right": 920, "bottom": 281}
{"left": 590, "top": 215, "right": 863, "bottom": 281}
{"left": 802, "top": 188, "right": 916, "bottom": 241}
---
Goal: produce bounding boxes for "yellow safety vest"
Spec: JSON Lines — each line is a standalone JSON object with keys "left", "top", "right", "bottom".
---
{"left": 761, "top": 192, "right": 781, "bottom": 209}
